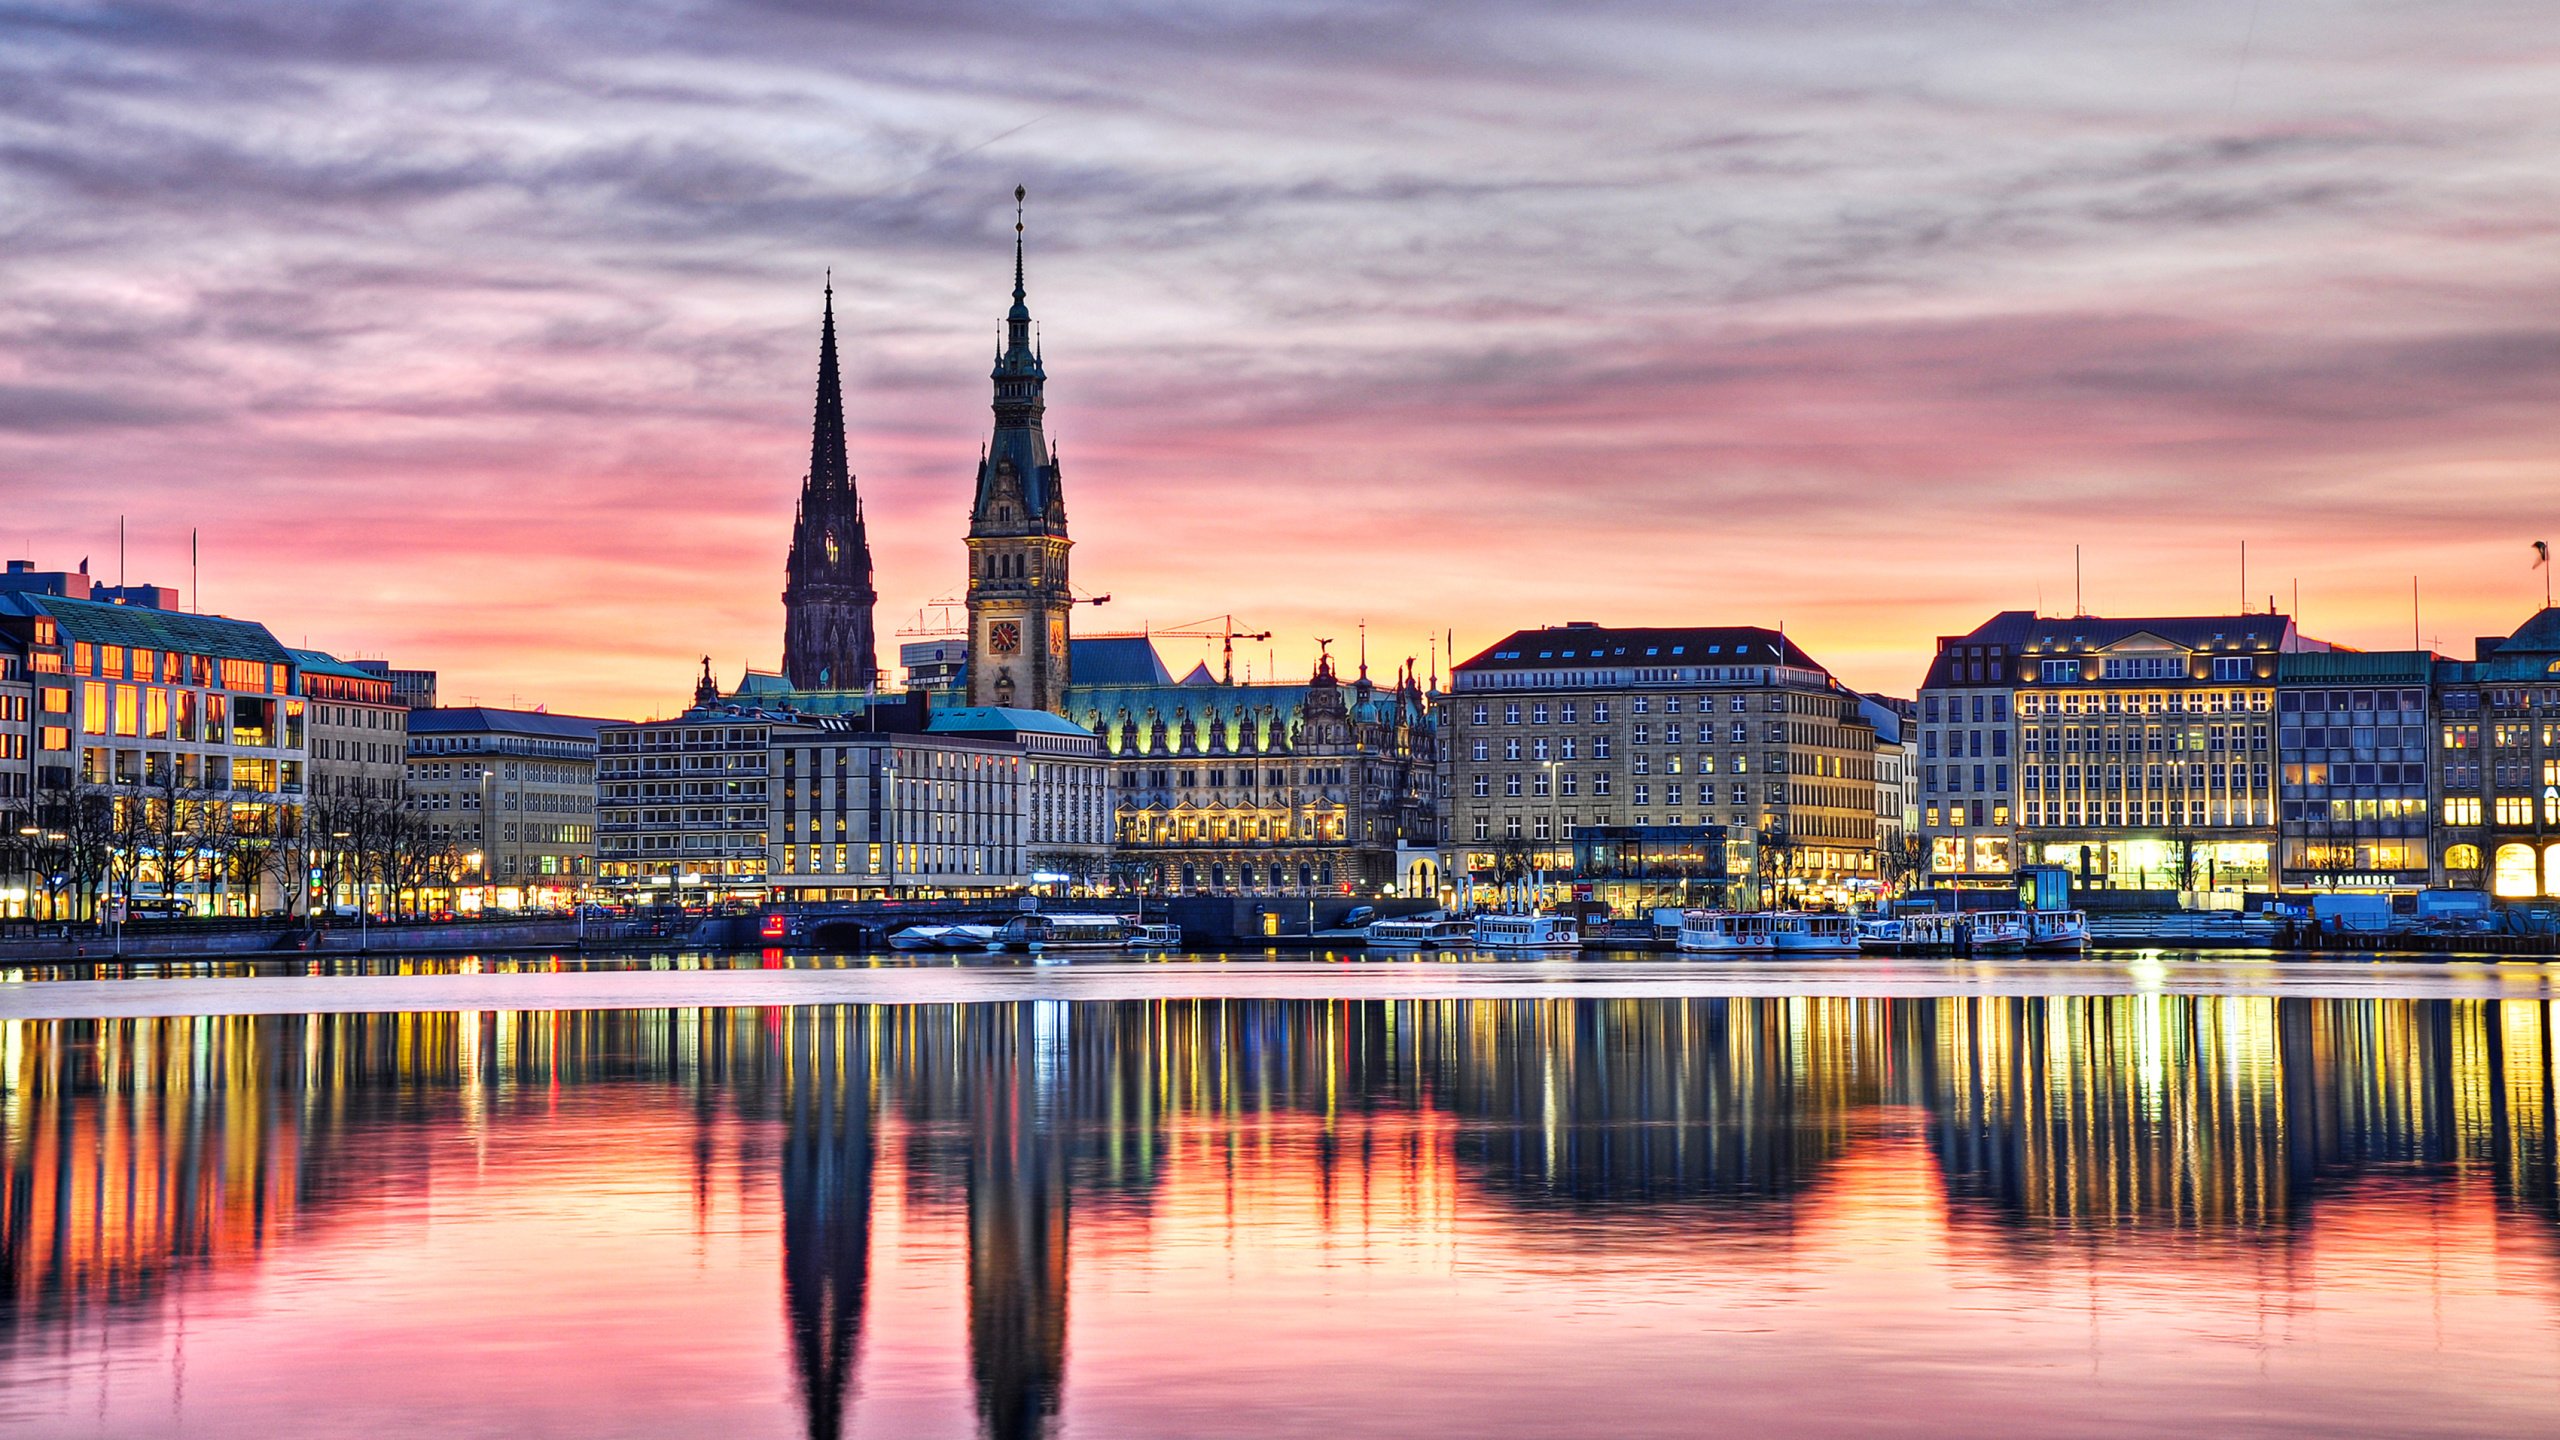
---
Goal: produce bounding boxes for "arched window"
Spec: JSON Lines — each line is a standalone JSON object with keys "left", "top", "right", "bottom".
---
{"left": 1181, "top": 864, "right": 1197, "bottom": 891}
{"left": 2494, "top": 843, "right": 2537, "bottom": 898}
{"left": 1211, "top": 864, "right": 1227, "bottom": 890}
{"left": 2445, "top": 843, "right": 2482, "bottom": 872}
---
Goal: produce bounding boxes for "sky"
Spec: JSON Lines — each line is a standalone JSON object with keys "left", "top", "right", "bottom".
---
{"left": 5, "top": 0, "right": 2559, "bottom": 719}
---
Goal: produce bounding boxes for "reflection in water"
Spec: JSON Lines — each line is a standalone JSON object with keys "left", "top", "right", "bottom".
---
{"left": 6, "top": 996, "right": 2560, "bottom": 1436}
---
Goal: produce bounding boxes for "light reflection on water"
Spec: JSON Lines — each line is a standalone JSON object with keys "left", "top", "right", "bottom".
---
{"left": 6, "top": 995, "right": 2560, "bottom": 1437}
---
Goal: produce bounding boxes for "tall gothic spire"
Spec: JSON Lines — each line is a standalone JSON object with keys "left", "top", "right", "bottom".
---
{"left": 783, "top": 277, "right": 879, "bottom": 692}
{"left": 809, "top": 274, "right": 851, "bottom": 491}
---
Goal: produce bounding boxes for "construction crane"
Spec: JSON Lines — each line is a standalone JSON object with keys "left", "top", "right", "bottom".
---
{"left": 1160, "top": 613, "right": 1271, "bottom": 686}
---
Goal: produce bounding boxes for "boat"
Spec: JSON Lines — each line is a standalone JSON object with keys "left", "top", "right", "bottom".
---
{"left": 1470, "top": 912, "right": 1582, "bottom": 950}
{"left": 1125, "top": 922, "right": 1184, "bottom": 950}
{"left": 1366, "top": 917, "right": 1477, "bottom": 949}
{"left": 1857, "top": 912, "right": 1961, "bottom": 953}
{"left": 2026, "top": 910, "right": 2088, "bottom": 952}
{"left": 1676, "top": 911, "right": 1777, "bottom": 956}
{"left": 888, "top": 924, "right": 957, "bottom": 951}
{"left": 1965, "top": 910, "right": 2033, "bottom": 954}
{"left": 939, "top": 923, "right": 1001, "bottom": 952}
{"left": 995, "top": 912, "right": 1131, "bottom": 952}
{"left": 1771, "top": 912, "right": 1860, "bottom": 955}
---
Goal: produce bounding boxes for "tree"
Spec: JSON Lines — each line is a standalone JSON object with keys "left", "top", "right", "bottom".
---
{"left": 1878, "top": 832, "right": 1928, "bottom": 898}
{"left": 1756, "top": 825, "right": 1801, "bottom": 910}
{"left": 2312, "top": 843, "right": 2360, "bottom": 890}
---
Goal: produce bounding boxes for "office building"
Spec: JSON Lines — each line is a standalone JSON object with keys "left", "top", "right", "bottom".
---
{"left": 1443, "top": 623, "right": 1880, "bottom": 906}
{"left": 405, "top": 707, "right": 609, "bottom": 909}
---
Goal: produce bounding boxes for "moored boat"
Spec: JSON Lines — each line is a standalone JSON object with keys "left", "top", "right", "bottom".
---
{"left": 1676, "top": 911, "right": 1776, "bottom": 956}
{"left": 995, "top": 913, "right": 1131, "bottom": 952}
{"left": 1966, "top": 910, "right": 2033, "bottom": 953}
{"left": 1771, "top": 912, "right": 1860, "bottom": 955}
{"left": 2026, "top": 910, "right": 2088, "bottom": 951}
{"left": 1471, "top": 912, "right": 1582, "bottom": 950}
{"left": 1367, "top": 917, "right": 1477, "bottom": 949}
{"left": 1125, "top": 922, "right": 1184, "bottom": 950}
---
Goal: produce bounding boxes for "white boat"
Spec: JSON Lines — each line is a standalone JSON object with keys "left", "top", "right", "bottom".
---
{"left": 996, "top": 912, "right": 1130, "bottom": 952}
{"left": 1677, "top": 911, "right": 1777, "bottom": 956}
{"left": 2026, "top": 910, "right": 2088, "bottom": 951}
{"left": 940, "top": 923, "right": 1002, "bottom": 952}
{"left": 1771, "top": 912, "right": 1860, "bottom": 955}
{"left": 1366, "top": 917, "right": 1478, "bottom": 949}
{"left": 1471, "top": 912, "right": 1582, "bottom": 950}
{"left": 1857, "top": 912, "right": 1961, "bottom": 953}
{"left": 1966, "top": 910, "right": 2033, "bottom": 954}
{"left": 1125, "top": 922, "right": 1183, "bottom": 950}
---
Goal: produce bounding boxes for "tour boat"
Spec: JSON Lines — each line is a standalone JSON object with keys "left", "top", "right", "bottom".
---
{"left": 1676, "top": 911, "right": 1777, "bottom": 956}
{"left": 996, "top": 913, "right": 1131, "bottom": 952}
{"left": 1124, "top": 922, "right": 1184, "bottom": 950}
{"left": 1965, "top": 911, "right": 2033, "bottom": 954}
{"left": 2026, "top": 910, "right": 2088, "bottom": 952}
{"left": 1366, "top": 917, "right": 1478, "bottom": 950}
{"left": 1771, "top": 912, "right": 1860, "bottom": 955}
{"left": 1470, "top": 912, "right": 1582, "bottom": 950}
{"left": 1857, "top": 912, "right": 1960, "bottom": 954}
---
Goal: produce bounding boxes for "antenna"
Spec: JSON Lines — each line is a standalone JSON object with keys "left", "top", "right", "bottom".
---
{"left": 2239, "top": 540, "right": 2247, "bottom": 614}
{"left": 2074, "top": 544, "right": 2083, "bottom": 618}
{"left": 2412, "top": 575, "right": 2421, "bottom": 651}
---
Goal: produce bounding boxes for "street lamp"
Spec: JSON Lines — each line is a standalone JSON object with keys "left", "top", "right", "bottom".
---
{"left": 331, "top": 829, "right": 367, "bottom": 952}
{"left": 479, "top": 767, "right": 496, "bottom": 914}
{"left": 1541, "top": 758, "right": 1565, "bottom": 913}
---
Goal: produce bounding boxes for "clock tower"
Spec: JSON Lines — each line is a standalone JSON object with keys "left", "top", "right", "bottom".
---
{"left": 965, "top": 187, "right": 1073, "bottom": 714}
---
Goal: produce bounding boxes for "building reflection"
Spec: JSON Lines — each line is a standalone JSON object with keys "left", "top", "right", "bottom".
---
{"left": 8, "top": 994, "right": 2560, "bottom": 1435}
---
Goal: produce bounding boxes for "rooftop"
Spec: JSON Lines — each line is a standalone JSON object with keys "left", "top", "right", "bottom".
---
{"left": 1455, "top": 624, "right": 1823, "bottom": 674}
{"left": 29, "top": 594, "right": 292, "bottom": 665}
{"left": 408, "top": 707, "right": 618, "bottom": 741}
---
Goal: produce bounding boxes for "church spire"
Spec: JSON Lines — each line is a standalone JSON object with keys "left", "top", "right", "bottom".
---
{"left": 809, "top": 274, "right": 850, "bottom": 492}
{"left": 782, "top": 278, "right": 879, "bottom": 692}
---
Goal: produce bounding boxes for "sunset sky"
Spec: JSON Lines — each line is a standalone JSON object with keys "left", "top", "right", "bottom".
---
{"left": 7, "top": 1, "right": 2560, "bottom": 718}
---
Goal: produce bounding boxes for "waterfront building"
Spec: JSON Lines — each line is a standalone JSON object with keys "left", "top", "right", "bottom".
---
{"left": 604, "top": 684, "right": 1108, "bottom": 900}
{"left": 296, "top": 651, "right": 409, "bottom": 803}
{"left": 2274, "top": 650, "right": 2436, "bottom": 892}
{"left": 405, "top": 707, "right": 608, "bottom": 909}
{"left": 0, "top": 587, "right": 308, "bottom": 916}
{"left": 1915, "top": 612, "right": 2031, "bottom": 883}
{"left": 2427, "top": 610, "right": 2560, "bottom": 899}
{"left": 1862, "top": 695, "right": 1918, "bottom": 890}
{"left": 930, "top": 706, "right": 1111, "bottom": 887}
{"left": 1066, "top": 639, "right": 1436, "bottom": 897}
{"left": 781, "top": 283, "right": 881, "bottom": 692}
{"left": 766, "top": 716, "right": 1041, "bottom": 899}
{"left": 965, "top": 192, "right": 1077, "bottom": 714}
{"left": 1443, "top": 623, "right": 1879, "bottom": 908}
{"left": 1924, "top": 611, "right": 2322, "bottom": 894}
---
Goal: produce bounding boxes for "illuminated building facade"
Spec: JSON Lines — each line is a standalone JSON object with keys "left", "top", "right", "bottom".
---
{"left": 405, "top": 707, "right": 607, "bottom": 908}
{"left": 2274, "top": 650, "right": 2435, "bottom": 892}
{"left": 595, "top": 710, "right": 778, "bottom": 902}
{"left": 1067, "top": 638, "right": 1436, "bottom": 896}
{"left": 2429, "top": 609, "right": 2560, "bottom": 898}
{"left": 781, "top": 282, "right": 880, "bottom": 692}
{"left": 1925, "top": 611, "right": 2324, "bottom": 893}
{"left": 1444, "top": 623, "right": 1879, "bottom": 906}
{"left": 295, "top": 650, "right": 408, "bottom": 802}
{"left": 0, "top": 588, "right": 309, "bottom": 916}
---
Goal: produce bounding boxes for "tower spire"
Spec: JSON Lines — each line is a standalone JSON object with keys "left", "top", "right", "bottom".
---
{"left": 1011, "top": 184, "right": 1027, "bottom": 314}
{"left": 809, "top": 276, "right": 849, "bottom": 491}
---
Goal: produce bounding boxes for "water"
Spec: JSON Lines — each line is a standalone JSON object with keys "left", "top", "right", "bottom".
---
{"left": 9, "top": 953, "right": 2560, "bottom": 1437}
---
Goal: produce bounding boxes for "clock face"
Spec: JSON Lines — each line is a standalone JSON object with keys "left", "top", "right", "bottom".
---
{"left": 990, "top": 621, "right": 1022, "bottom": 656}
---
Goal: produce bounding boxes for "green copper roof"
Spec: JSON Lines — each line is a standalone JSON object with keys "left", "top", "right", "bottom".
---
{"left": 33, "top": 595, "right": 291, "bottom": 665}
{"left": 928, "top": 706, "right": 1096, "bottom": 739}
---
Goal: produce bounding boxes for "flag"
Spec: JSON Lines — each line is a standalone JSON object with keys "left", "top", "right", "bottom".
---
{"left": 2537, "top": 541, "right": 2550, "bottom": 570}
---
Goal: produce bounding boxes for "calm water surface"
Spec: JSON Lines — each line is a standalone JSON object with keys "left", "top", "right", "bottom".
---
{"left": 9, "top": 958, "right": 2560, "bottom": 1436}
